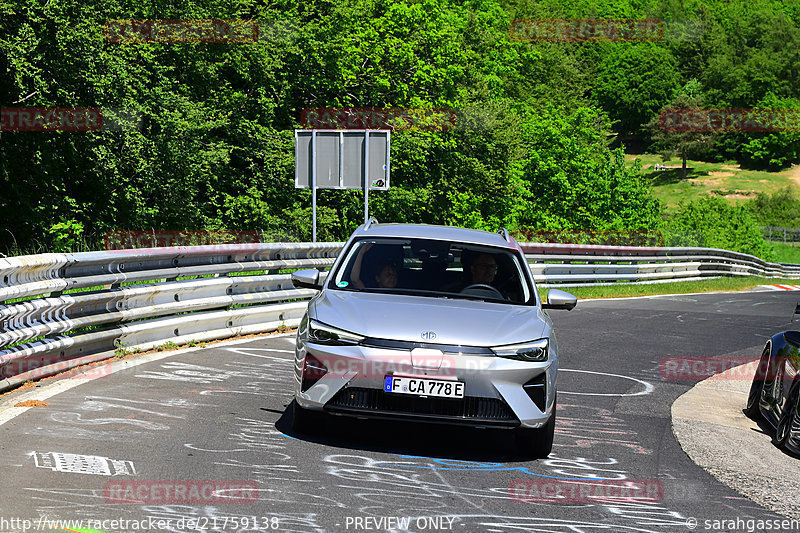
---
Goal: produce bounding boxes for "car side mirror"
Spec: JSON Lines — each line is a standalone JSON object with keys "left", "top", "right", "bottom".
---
{"left": 292, "top": 269, "right": 324, "bottom": 290}
{"left": 542, "top": 289, "right": 577, "bottom": 310}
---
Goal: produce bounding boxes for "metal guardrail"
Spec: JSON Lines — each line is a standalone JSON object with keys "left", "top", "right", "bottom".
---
{"left": 2, "top": 240, "right": 799, "bottom": 391}
{"left": 0, "top": 243, "right": 341, "bottom": 391}
{"left": 524, "top": 242, "right": 800, "bottom": 287}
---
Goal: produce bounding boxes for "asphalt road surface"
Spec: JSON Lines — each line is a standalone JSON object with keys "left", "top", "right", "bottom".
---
{"left": 1, "top": 290, "right": 799, "bottom": 533}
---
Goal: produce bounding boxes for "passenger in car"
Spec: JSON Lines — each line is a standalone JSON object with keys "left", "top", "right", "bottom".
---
{"left": 350, "top": 243, "right": 400, "bottom": 289}
{"left": 374, "top": 264, "right": 399, "bottom": 288}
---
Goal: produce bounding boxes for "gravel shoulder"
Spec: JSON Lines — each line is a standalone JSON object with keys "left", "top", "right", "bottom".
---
{"left": 672, "top": 361, "right": 800, "bottom": 520}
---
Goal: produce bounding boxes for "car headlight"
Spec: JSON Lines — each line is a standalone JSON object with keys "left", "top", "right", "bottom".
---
{"left": 491, "top": 339, "right": 549, "bottom": 362}
{"left": 308, "top": 320, "right": 364, "bottom": 346}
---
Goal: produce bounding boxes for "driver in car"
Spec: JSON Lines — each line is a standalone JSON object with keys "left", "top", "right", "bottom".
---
{"left": 442, "top": 252, "right": 502, "bottom": 296}
{"left": 470, "top": 254, "right": 498, "bottom": 285}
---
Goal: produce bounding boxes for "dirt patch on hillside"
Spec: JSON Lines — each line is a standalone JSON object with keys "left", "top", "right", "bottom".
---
{"left": 720, "top": 164, "right": 741, "bottom": 171}
{"left": 708, "top": 191, "right": 758, "bottom": 199}
{"left": 709, "top": 171, "right": 735, "bottom": 178}
{"left": 688, "top": 178, "right": 723, "bottom": 187}
{"left": 786, "top": 165, "right": 800, "bottom": 187}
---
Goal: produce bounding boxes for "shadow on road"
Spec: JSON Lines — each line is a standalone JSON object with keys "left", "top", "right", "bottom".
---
{"left": 273, "top": 401, "right": 541, "bottom": 463}
{"left": 743, "top": 406, "right": 800, "bottom": 459}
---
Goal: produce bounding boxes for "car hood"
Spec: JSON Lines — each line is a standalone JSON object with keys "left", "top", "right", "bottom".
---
{"left": 312, "top": 290, "right": 548, "bottom": 346}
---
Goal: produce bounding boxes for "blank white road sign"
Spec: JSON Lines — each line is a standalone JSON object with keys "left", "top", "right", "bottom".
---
{"left": 295, "top": 130, "right": 390, "bottom": 190}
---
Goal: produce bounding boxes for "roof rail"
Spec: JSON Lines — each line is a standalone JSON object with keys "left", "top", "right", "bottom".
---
{"left": 497, "top": 227, "right": 510, "bottom": 242}
{"left": 364, "top": 217, "right": 379, "bottom": 230}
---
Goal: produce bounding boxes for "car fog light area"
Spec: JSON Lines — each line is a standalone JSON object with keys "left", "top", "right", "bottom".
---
{"left": 301, "top": 354, "right": 328, "bottom": 392}
{"left": 491, "top": 339, "right": 549, "bottom": 362}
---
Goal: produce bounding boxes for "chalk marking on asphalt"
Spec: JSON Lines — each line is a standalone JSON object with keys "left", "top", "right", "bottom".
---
{"left": 0, "top": 334, "right": 294, "bottom": 427}
{"left": 559, "top": 369, "right": 654, "bottom": 397}
{"left": 226, "top": 347, "right": 295, "bottom": 358}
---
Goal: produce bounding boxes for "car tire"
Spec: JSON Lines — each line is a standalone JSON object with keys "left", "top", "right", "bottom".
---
{"left": 516, "top": 398, "right": 556, "bottom": 459}
{"left": 292, "top": 401, "right": 325, "bottom": 434}
{"left": 744, "top": 345, "right": 770, "bottom": 420}
{"left": 776, "top": 383, "right": 800, "bottom": 450}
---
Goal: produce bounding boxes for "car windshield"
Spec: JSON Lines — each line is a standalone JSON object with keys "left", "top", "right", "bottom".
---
{"left": 329, "top": 237, "right": 534, "bottom": 304}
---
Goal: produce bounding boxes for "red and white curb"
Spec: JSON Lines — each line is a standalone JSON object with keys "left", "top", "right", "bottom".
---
{"left": 761, "top": 284, "right": 800, "bottom": 291}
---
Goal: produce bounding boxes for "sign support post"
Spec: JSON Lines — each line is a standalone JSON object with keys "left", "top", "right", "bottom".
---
{"left": 364, "top": 131, "right": 370, "bottom": 224}
{"left": 311, "top": 130, "right": 317, "bottom": 243}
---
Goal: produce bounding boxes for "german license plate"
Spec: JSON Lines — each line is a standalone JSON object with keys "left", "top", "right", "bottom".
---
{"left": 384, "top": 376, "right": 465, "bottom": 398}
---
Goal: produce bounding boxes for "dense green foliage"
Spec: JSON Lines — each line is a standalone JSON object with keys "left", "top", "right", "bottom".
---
{"left": 746, "top": 188, "right": 800, "bottom": 229}
{"left": 664, "top": 196, "right": 774, "bottom": 259}
{"left": 739, "top": 94, "right": 800, "bottom": 170}
{"left": 593, "top": 43, "right": 680, "bottom": 138}
{"left": 1, "top": 0, "right": 798, "bottom": 257}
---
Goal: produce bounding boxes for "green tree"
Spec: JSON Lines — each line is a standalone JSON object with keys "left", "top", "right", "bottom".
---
{"left": 513, "top": 103, "right": 661, "bottom": 231}
{"left": 700, "top": 2, "right": 800, "bottom": 107}
{"left": 647, "top": 79, "right": 717, "bottom": 179}
{"left": 738, "top": 93, "right": 800, "bottom": 170}
{"left": 592, "top": 43, "right": 681, "bottom": 139}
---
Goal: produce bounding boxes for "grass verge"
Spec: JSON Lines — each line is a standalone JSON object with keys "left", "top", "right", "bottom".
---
{"left": 538, "top": 276, "right": 797, "bottom": 300}
{"left": 625, "top": 154, "right": 800, "bottom": 211}
{"left": 771, "top": 243, "right": 800, "bottom": 264}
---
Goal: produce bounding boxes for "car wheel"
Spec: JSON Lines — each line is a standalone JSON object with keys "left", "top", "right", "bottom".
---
{"left": 516, "top": 397, "right": 556, "bottom": 459}
{"left": 744, "top": 345, "right": 770, "bottom": 420}
{"left": 776, "top": 384, "right": 800, "bottom": 449}
{"left": 292, "top": 401, "right": 325, "bottom": 434}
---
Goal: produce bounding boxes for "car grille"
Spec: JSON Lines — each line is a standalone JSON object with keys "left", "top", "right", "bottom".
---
{"left": 326, "top": 387, "right": 518, "bottom": 427}
{"left": 360, "top": 337, "right": 494, "bottom": 355}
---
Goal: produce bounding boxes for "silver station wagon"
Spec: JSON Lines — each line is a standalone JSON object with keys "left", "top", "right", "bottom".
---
{"left": 290, "top": 220, "right": 576, "bottom": 457}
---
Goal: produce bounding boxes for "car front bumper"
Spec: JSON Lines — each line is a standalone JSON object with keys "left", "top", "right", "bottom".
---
{"left": 294, "top": 340, "right": 556, "bottom": 429}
